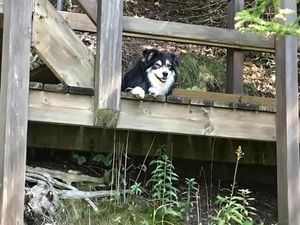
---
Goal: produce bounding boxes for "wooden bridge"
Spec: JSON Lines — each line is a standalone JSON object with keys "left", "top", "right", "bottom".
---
{"left": 0, "top": 0, "right": 299, "bottom": 224}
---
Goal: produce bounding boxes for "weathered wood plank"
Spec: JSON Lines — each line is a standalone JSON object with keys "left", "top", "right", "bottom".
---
{"left": 0, "top": 0, "right": 32, "bottom": 223}
{"left": 122, "top": 16, "right": 273, "bottom": 52}
{"left": 77, "top": 0, "right": 97, "bottom": 24}
{"left": 275, "top": 0, "right": 300, "bottom": 222}
{"left": 173, "top": 89, "right": 276, "bottom": 109}
{"left": 226, "top": 0, "right": 244, "bottom": 94}
{"left": 0, "top": 0, "right": 3, "bottom": 14}
{"left": 94, "top": 0, "right": 123, "bottom": 127}
{"left": 28, "top": 90, "right": 277, "bottom": 142}
{"left": 32, "top": 0, "right": 94, "bottom": 88}
{"left": 59, "top": 11, "right": 96, "bottom": 32}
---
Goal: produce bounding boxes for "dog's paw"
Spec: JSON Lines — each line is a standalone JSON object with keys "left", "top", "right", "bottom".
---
{"left": 148, "top": 87, "right": 160, "bottom": 97}
{"left": 130, "top": 87, "right": 145, "bottom": 99}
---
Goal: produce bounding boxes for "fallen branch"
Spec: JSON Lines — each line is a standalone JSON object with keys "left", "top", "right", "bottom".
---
{"left": 24, "top": 166, "right": 128, "bottom": 224}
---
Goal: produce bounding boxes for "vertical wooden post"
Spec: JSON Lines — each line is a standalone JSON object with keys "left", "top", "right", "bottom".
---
{"left": 57, "top": 0, "right": 63, "bottom": 11}
{"left": 226, "top": 0, "right": 244, "bottom": 94}
{"left": 0, "top": 0, "right": 32, "bottom": 224}
{"left": 275, "top": 0, "right": 300, "bottom": 223}
{"left": 94, "top": 0, "right": 123, "bottom": 127}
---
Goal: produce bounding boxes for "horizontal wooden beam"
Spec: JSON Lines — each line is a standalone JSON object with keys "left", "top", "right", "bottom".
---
{"left": 27, "top": 122, "right": 277, "bottom": 166}
{"left": 58, "top": 11, "right": 274, "bottom": 52}
{"left": 123, "top": 16, "right": 274, "bottom": 52}
{"left": 32, "top": 0, "right": 94, "bottom": 88}
{"left": 28, "top": 90, "right": 277, "bottom": 142}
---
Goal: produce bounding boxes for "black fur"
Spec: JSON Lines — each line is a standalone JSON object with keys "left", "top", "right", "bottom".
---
{"left": 121, "top": 49, "right": 179, "bottom": 96}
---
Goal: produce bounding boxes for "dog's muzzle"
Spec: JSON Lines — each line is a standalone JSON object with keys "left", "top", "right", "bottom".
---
{"left": 155, "top": 74, "right": 167, "bottom": 83}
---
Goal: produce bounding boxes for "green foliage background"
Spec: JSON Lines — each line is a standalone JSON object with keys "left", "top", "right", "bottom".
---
{"left": 235, "top": 0, "right": 300, "bottom": 36}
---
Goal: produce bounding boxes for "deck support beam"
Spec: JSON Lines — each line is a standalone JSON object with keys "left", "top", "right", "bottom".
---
{"left": 94, "top": 0, "right": 123, "bottom": 127}
{"left": 275, "top": 0, "right": 300, "bottom": 223}
{"left": 32, "top": 0, "right": 95, "bottom": 89}
{"left": 0, "top": 0, "right": 32, "bottom": 223}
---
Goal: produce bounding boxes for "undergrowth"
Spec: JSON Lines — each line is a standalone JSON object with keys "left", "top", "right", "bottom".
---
{"left": 177, "top": 52, "right": 226, "bottom": 92}
{"left": 56, "top": 144, "right": 267, "bottom": 225}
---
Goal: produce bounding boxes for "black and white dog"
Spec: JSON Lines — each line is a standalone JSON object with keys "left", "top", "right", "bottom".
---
{"left": 121, "top": 49, "right": 179, "bottom": 99}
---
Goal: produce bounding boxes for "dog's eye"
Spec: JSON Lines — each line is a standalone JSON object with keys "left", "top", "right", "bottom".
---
{"left": 154, "top": 63, "right": 161, "bottom": 68}
{"left": 167, "top": 64, "right": 172, "bottom": 69}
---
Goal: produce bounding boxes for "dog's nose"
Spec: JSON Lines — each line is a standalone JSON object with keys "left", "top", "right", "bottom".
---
{"left": 163, "top": 72, "right": 168, "bottom": 77}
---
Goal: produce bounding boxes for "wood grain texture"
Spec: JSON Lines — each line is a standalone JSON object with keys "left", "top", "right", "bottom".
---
{"left": 32, "top": 0, "right": 94, "bottom": 88}
{"left": 0, "top": 0, "right": 32, "bottom": 223}
{"left": 276, "top": 35, "right": 300, "bottom": 224}
{"left": 173, "top": 89, "right": 276, "bottom": 110}
{"left": 0, "top": 0, "right": 3, "bottom": 14}
{"left": 123, "top": 16, "right": 273, "bottom": 52}
{"left": 94, "top": 0, "right": 123, "bottom": 127}
{"left": 59, "top": 11, "right": 96, "bottom": 32}
{"left": 226, "top": 0, "right": 244, "bottom": 94}
{"left": 28, "top": 90, "right": 277, "bottom": 142}
{"left": 77, "top": 0, "right": 97, "bottom": 24}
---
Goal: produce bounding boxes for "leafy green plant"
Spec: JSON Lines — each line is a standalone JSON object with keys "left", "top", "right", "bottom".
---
{"left": 148, "top": 146, "right": 181, "bottom": 223}
{"left": 209, "top": 147, "right": 258, "bottom": 225}
{"left": 179, "top": 178, "right": 199, "bottom": 221}
{"left": 235, "top": 0, "right": 300, "bottom": 37}
{"left": 177, "top": 52, "right": 226, "bottom": 92}
{"left": 211, "top": 189, "right": 257, "bottom": 225}
{"left": 93, "top": 153, "right": 113, "bottom": 167}
{"left": 130, "top": 182, "right": 143, "bottom": 196}
{"left": 149, "top": 147, "right": 179, "bottom": 207}
{"left": 73, "top": 154, "right": 87, "bottom": 166}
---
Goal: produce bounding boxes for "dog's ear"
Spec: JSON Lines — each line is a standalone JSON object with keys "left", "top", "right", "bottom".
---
{"left": 170, "top": 53, "right": 180, "bottom": 67}
{"left": 142, "top": 49, "right": 159, "bottom": 62}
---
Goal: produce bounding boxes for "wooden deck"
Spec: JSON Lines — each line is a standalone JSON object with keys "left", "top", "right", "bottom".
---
{"left": 28, "top": 84, "right": 278, "bottom": 142}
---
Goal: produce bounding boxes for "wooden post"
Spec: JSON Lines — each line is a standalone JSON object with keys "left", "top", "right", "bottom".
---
{"left": 0, "top": 0, "right": 32, "bottom": 223}
{"left": 94, "top": 0, "right": 123, "bottom": 127}
{"left": 226, "top": 0, "right": 244, "bottom": 94}
{"left": 275, "top": 0, "right": 300, "bottom": 223}
{"left": 57, "top": 0, "right": 63, "bottom": 11}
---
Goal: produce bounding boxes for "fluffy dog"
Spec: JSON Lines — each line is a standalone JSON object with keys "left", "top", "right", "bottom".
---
{"left": 121, "top": 49, "right": 179, "bottom": 99}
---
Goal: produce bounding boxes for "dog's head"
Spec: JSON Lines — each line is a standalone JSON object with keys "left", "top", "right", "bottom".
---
{"left": 142, "top": 49, "right": 179, "bottom": 89}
